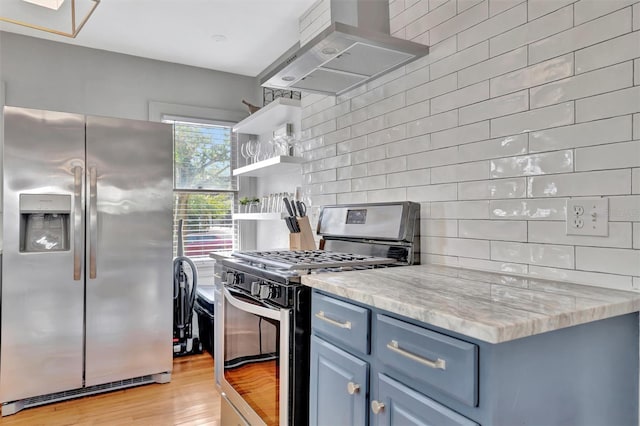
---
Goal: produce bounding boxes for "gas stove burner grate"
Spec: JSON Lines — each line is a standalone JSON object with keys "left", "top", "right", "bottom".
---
{"left": 232, "top": 250, "right": 398, "bottom": 271}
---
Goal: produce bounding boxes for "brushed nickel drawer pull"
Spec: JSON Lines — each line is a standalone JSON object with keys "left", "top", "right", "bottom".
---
{"left": 315, "top": 311, "right": 352, "bottom": 329}
{"left": 387, "top": 340, "right": 446, "bottom": 370}
{"left": 347, "top": 381, "right": 360, "bottom": 395}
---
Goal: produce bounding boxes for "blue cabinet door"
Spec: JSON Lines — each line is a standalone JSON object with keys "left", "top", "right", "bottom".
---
{"left": 309, "top": 335, "right": 368, "bottom": 426}
{"left": 373, "top": 374, "right": 478, "bottom": 426}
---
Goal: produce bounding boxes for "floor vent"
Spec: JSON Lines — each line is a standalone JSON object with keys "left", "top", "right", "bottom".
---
{"left": 3, "top": 374, "right": 159, "bottom": 415}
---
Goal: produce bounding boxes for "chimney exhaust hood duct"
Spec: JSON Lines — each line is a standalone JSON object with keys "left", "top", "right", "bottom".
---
{"left": 259, "top": 0, "right": 429, "bottom": 97}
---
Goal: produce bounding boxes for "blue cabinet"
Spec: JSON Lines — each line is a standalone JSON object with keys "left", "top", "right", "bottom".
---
{"left": 310, "top": 292, "right": 477, "bottom": 426}
{"left": 309, "top": 335, "right": 368, "bottom": 426}
{"left": 373, "top": 373, "right": 478, "bottom": 426}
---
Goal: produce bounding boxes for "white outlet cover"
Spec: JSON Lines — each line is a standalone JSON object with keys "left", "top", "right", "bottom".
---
{"left": 566, "top": 198, "right": 609, "bottom": 237}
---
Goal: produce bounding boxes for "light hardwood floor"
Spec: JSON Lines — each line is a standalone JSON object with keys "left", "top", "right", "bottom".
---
{"left": 0, "top": 353, "right": 221, "bottom": 425}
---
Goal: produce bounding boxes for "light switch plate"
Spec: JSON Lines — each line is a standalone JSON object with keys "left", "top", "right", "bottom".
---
{"left": 566, "top": 198, "right": 608, "bottom": 236}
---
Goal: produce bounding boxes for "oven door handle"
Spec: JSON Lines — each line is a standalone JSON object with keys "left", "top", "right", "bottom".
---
{"left": 223, "top": 287, "right": 281, "bottom": 321}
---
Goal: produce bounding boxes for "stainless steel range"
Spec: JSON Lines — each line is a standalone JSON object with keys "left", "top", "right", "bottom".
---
{"left": 218, "top": 202, "right": 420, "bottom": 426}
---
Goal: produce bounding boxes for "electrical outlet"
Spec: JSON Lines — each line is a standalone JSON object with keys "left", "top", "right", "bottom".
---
{"left": 566, "top": 198, "right": 608, "bottom": 236}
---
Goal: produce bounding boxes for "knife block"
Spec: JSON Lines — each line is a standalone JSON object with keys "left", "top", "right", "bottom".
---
{"left": 289, "top": 216, "right": 316, "bottom": 251}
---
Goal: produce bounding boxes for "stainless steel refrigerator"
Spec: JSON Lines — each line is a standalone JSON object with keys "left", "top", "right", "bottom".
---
{"left": 0, "top": 106, "right": 174, "bottom": 415}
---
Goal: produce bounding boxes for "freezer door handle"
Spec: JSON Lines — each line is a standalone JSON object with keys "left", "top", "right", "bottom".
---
{"left": 89, "top": 166, "right": 98, "bottom": 279}
{"left": 73, "top": 166, "right": 83, "bottom": 280}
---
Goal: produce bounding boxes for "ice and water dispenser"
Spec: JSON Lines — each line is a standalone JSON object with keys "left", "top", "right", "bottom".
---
{"left": 19, "top": 194, "right": 71, "bottom": 252}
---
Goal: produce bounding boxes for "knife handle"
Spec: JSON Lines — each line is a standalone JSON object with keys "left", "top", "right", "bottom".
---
{"left": 283, "top": 197, "right": 295, "bottom": 216}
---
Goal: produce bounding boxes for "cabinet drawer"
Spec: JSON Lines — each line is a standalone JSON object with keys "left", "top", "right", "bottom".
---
{"left": 376, "top": 315, "right": 478, "bottom": 407}
{"left": 373, "top": 373, "right": 478, "bottom": 426}
{"left": 312, "top": 293, "right": 370, "bottom": 355}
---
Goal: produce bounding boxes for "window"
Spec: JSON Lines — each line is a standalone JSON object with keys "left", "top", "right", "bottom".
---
{"left": 163, "top": 117, "right": 238, "bottom": 258}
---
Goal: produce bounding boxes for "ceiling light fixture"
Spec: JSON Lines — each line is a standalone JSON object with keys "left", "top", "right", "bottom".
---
{"left": 0, "top": 0, "right": 100, "bottom": 38}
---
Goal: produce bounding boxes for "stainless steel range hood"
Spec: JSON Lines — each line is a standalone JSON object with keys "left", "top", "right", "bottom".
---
{"left": 259, "top": 0, "right": 429, "bottom": 97}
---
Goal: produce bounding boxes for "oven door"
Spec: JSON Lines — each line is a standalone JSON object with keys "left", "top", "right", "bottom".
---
{"left": 221, "top": 287, "right": 290, "bottom": 426}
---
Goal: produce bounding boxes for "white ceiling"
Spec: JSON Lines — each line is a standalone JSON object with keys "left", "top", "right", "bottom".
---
{"left": 0, "top": 0, "right": 318, "bottom": 76}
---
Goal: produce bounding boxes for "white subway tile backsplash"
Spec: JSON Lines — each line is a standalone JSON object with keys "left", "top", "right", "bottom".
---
{"left": 425, "top": 237, "right": 491, "bottom": 258}
{"left": 430, "top": 200, "right": 490, "bottom": 219}
{"left": 352, "top": 146, "right": 386, "bottom": 165}
{"left": 528, "top": 0, "right": 576, "bottom": 20}
{"left": 459, "top": 90, "right": 529, "bottom": 125}
{"left": 574, "top": 0, "right": 638, "bottom": 26}
{"left": 352, "top": 175, "right": 386, "bottom": 192}
{"left": 406, "top": 73, "right": 458, "bottom": 105}
{"left": 489, "top": 0, "right": 525, "bottom": 16}
{"left": 367, "top": 125, "right": 407, "bottom": 147}
{"left": 459, "top": 219, "right": 527, "bottom": 241}
{"left": 576, "top": 140, "right": 640, "bottom": 171}
{"left": 385, "top": 101, "right": 430, "bottom": 127}
{"left": 528, "top": 169, "right": 631, "bottom": 197}
{"left": 388, "top": 169, "right": 431, "bottom": 188}
{"left": 531, "top": 62, "right": 633, "bottom": 109}
{"left": 337, "top": 136, "right": 367, "bottom": 155}
{"left": 368, "top": 157, "right": 407, "bottom": 176}
{"left": 458, "top": 2, "right": 527, "bottom": 50}
{"left": 528, "top": 8, "right": 632, "bottom": 64}
{"left": 299, "top": 0, "right": 640, "bottom": 287}
{"left": 406, "top": 0, "right": 457, "bottom": 39}
{"left": 458, "top": 0, "right": 484, "bottom": 13}
{"left": 423, "top": 253, "right": 461, "bottom": 266}
{"left": 459, "top": 47, "right": 528, "bottom": 88}
{"left": 576, "top": 86, "right": 640, "bottom": 122}
{"left": 490, "top": 150, "right": 574, "bottom": 178}
{"left": 431, "top": 81, "right": 490, "bottom": 114}
{"left": 575, "top": 31, "right": 640, "bottom": 74}
{"left": 323, "top": 128, "right": 352, "bottom": 146}
{"left": 529, "top": 115, "right": 633, "bottom": 152}
{"left": 387, "top": 135, "right": 431, "bottom": 158}
{"left": 422, "top": 219, "right": 458, "bottom": 237}
{"left": 432, "top": 161, "right": 490, "bottom": 183}
{"left": 458, "top": 177, "right": 527, "bottom": 199}
{"left": 459, "top": 133, "right": 528, "bottom": 162}
{"left": 337, "top": 164, "right": 367, "bottom": 180}
{"left": 365, "top": 93, "right": 406, "bottom": 119}
{"left": 491, "top": 53, "right": 574, "bottom": 97}
{"left": 351, "top": 116, "right": 385, "bottom": 138}
{"left": 367, "top": 187, "right": 407, "bottom": 202}
{"left": 408, "top": 146, "right": 458, "bottom": 169}
{"left": 529, "top": 266, "right": 634, "bottom": 291}
{"left": 430, "top": 1, "right": 489, "bottom": 45}
{"left": 406, "top": 36, "right": 457, "bottom": 74}
{"left": 490, "top": 198, "right": 567, "bottom": 220}
{"left": 491, "top": 102, "right": 574, "bottom": 138}
{"left": 491, "top": 241, "right": 575, "bottom": 268}
{"left": 407, "top": 110, "right": 459, "bottom": 137}
{"left": 489, "top": 5, "right": 573, "bottom": 57}
{"left": 459, "top": 257, "right": 530, "bottom": 274}
{"left": 529, "top": 221, "right": 633, "bottom": 248}
{"left": 609, "top": 195, "right": 640, "bottom": 221}
{"left": 431, "top": 42, "right": 490, "bottom": 80}
{"left": 431, "top": 121, "right": 491, "bottom": 149}
{"left": 576, "top": 247, "right": 640, "bottom": 276}
{"left": 407, "top": 183, "right": 458, "bottom": 201}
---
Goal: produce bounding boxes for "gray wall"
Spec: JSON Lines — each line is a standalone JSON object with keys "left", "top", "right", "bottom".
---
{"left": 0, "top": 31, "right": 258, "bottom": 120}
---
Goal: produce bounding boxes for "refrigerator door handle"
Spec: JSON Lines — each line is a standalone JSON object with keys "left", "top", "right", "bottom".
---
{"left": 73, "top": 166, "right": 83, "bottom": 280}
{"left": 89, "top": 166, "right": 98, "bottom": 279}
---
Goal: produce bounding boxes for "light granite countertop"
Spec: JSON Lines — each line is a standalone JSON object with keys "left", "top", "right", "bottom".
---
{"left": 301, "top": 264, "right": 640, "bottom": 344}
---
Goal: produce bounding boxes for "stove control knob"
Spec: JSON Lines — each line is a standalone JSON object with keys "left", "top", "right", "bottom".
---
{"left": 251, "top": 281, "right": 261, "bottom": 296}
{"left": 259, "top": 284, "right": 273, "bottom": 300}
